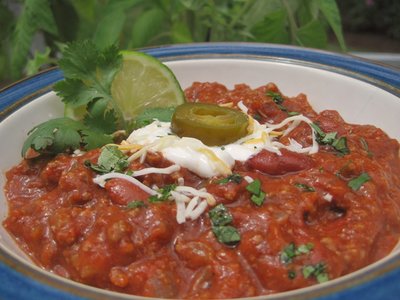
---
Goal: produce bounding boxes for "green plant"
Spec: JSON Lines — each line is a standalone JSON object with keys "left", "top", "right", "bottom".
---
{"left": 0, "top": 0, "right": 346, "bottom": 84}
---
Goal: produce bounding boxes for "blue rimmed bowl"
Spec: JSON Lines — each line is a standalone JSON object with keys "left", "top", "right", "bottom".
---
{"left": 0, "top": 43, "right": 399, "bottom": 300}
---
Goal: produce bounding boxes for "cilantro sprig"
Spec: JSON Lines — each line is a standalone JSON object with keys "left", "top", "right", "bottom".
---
{"left": 54, "top": 40, "right": 125, "bottom": 131}
{"left": 22, "top": 117, "right": 113, "bottom": 157}
{"left": 85, "top": 145, "right": 128, "bottom": 174}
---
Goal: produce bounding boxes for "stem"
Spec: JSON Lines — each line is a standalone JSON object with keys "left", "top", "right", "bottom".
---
{"left": 281, "top": 0, "right": 298, "bottom": 45}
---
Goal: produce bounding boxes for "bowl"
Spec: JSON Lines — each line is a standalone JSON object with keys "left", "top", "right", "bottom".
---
{"left": 0, "top": 43, "right": 399, "bottom": 300}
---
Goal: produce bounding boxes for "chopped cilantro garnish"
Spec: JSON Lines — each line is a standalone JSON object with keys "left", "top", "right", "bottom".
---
{"left": 251, "top": 191, "right": 266, "bottom": 206}
{"left": 217, "top": 173, "right": 243, "bottom": 184}
{"left": 348, "top": 172, "right": 371, "bottom": 191}
{"left": 212, "top": 225, "right": 241, "bottom": 246}
{"left": 311, "top": 123, "right": 349, "bottom": 155}
{"left": 288, "top": 270, "right": 297, "bottom": 279}
{"left": 209, "top": 204, "right": 240, "bottom": 246}
{"left": 209, "top": 204, "right": 233, "bottom": 226}
{"left": 302, "top": 262, "right": 329, "bottom": 283}
{"left": 294, "top": 183, "right": 315, "bottom": 192}
{"left": 85, "top": 145, "right": 128, "bottom": 174}
{"left": 280, "top": 242, "right": 314, "bottom": 264}
{"left": 267, "top": 91, "right": 284, "bottom": 104}
{"left": 148, "top": 184, "right": 177, "bottom": 203}
{"left": 126, "top": 200, "right": 146, "bottom": 209}
{"left": 360, "top": 137, "right": 373, "bottom": 157}
{"left": 332, "top": 136, "right": 350, "bottom": 155}
{"left": 246, "top": 179, "right": 266, "bottom": 206}
{"left": 267, "top": 91, "right": 298, "bottom": 115}
{"left": 281, "top": 243, "right": 296, "bottom": 264}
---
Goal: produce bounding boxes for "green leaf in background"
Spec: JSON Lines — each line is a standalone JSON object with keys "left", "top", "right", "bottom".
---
{"left": 93, "top": 9, "right": 127, "bottom": 48}
{"left": 26, "top": 47, "right": 56, "bottom": 76}
{"left": 315, "top": 0, "right": 346, "bottom": 50}
{"left": 171, "top": 21, "right": 193, "bottom": 43}
{"left": 251, "top": 9, "right": 290, "bottom": 44}
{"left": 296, "top": 19, "right": 327, "bottom": 48}
{"left": 129, "top": 8, "right": 167, "bottom": 48}
{"left": 11, "top": 0, "right": 57, "bottom": 79}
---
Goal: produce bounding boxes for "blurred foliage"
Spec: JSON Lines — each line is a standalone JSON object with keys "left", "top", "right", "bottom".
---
{"left": 338, "top": 0, "right": 400, "bottom": 40}
{"left": 0, "top": 0, "right": 346, "bottom": 84}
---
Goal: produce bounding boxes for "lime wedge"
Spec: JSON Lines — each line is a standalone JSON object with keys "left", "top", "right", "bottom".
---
{"left": 111, "top": 51, "right": 185, "bottom": 121}
{"left": 64, "top": 51, "right": 185, "bottom": 124}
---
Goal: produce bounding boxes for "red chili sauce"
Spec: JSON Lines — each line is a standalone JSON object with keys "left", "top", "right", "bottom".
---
{"left": 4, "top": 82, "right": 400, "bottom": 298}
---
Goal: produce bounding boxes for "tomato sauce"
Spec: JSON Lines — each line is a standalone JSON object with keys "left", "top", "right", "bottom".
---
{"left": 4, "top": 82, "right": 400, "bottom": 298}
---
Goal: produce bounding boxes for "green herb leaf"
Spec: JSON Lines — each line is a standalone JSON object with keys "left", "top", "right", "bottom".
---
{"left": 294, "top": 183, "right": 315, "bottom": 192}
{"left": 85, "top": 145, "right": 128, "bottom": 174}
{"left": 280, "top": 242, "right": 314, "bottom": 264}
{"left": 267, "top": 91, "right": 284, "bottom": 104}
{"left": 246, "top": 179, "right": 266, "bottom": 206}
{"left": 360, "top": 137, "right": 373, "bottom": 157}
{"left": 348, "top": 172, "right": 371, "bottom": 191}
{"left": 332, "top": 136, "right": 349, "bottom": 155}
{"left": 212, "top": 225, "right": 241, "bottom": 246}
{"left": 280, "top": 242, "right": 296, "bottom": 264}
{"left": 133, "top": 107, "right": 176, "bottom": 129}
{"left": 149, "top": 184, "right": 176, "bottom": 203}
{"left": 209, "top": 204, "right": 233, "bottom": 226}
{"left": 311, "top": 123, "right": 349, "bottom": 155}
{"left": 288, "top": 270, "right": 297, "bottom": 279}
{"left": 53, "top": 40, "right": 124, "bottom": 128}
{"left": 217, "top": 173, "right": 243, "bottom": 184}
{"left": 251, "top": 191, "right": 266, "bottom": 206}
{"left": 246, "top": 179, "right": 261, "bottom": 194}
{"left": 126, "top": 200, "right": 146, "bottom": 209}
{"left": 302, "top": 262, "right": 329, "bottom": 283}
{"left": 22, "top": 117, "right": 113, "bottom": 157}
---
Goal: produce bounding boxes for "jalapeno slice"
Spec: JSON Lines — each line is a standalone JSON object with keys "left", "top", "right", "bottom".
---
{"left": 171, "top": 103, "right": 249, "bottom": 146}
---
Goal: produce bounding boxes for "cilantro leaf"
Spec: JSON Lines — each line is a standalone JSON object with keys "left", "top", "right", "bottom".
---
{"left": 126, "top": 201, "right": 146, "bottom": 209}
{"left": 212, "top": 225, "right": 241, "bottom": 246}
{"left": 85, "top": 145, "right": 128, "bottom": 174}
{"left": 348, "top": 172, "right": 371, "bottom": 191}
{"left": 302, "top": 262, "right": 329, "bottom": 283}
{"left": 209, "top": 204, "right": 240, "bottom": 246}
{"left": 246, "top": 179, "right": 266, "bottom": 206}
{"left": 294, "top": 183, "right": 315, "bottom": 192}
{"left": 22, "top": 117, "right": 112, "bottom": 157}
{"left": 133, "top": 107, "right": 176, "bottom": 129}
{"left": 267, "top": 91, "right": 284, "bottom": 104}
{"left": 53, "top": 40, "right": 124, "bottom": 127}
{"left": 209, "top": 204, "right": 233, "bottom": 226}
{"left": 217, "top": 173, "right": 243, "bottom": 184}
{"left": 149, "top": 184, "right": 177, "bottom": 203}
{"left": 280, "top": 242, "right": 314, "bottom": 264}
{"left": 311, "top": 123, "right": 349, "bottom": 155}
{"left": 84, "top": 98, "right": 118, "bottom": 134}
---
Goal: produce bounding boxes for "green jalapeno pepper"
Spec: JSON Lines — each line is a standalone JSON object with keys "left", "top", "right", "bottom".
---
{"left": 171, "top": 103, "right": 249, "bottom": 146}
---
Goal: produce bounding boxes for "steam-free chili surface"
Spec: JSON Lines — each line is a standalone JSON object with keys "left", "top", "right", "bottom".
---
{"left": 4, "top": 82, "right": 400, "bottom": 298}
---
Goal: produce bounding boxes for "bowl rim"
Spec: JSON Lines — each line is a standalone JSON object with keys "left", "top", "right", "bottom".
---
{"left": 1, "top": 42, "right": 400, "bottom": 300}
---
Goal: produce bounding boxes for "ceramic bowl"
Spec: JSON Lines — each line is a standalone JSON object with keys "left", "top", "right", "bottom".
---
{"left": 0, "top": 43, "right": 399, "bottom": 300}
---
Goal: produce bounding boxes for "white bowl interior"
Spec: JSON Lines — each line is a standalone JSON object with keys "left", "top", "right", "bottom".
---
{"left": 0, "top": 58, "right": 399, "bottom": 296}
